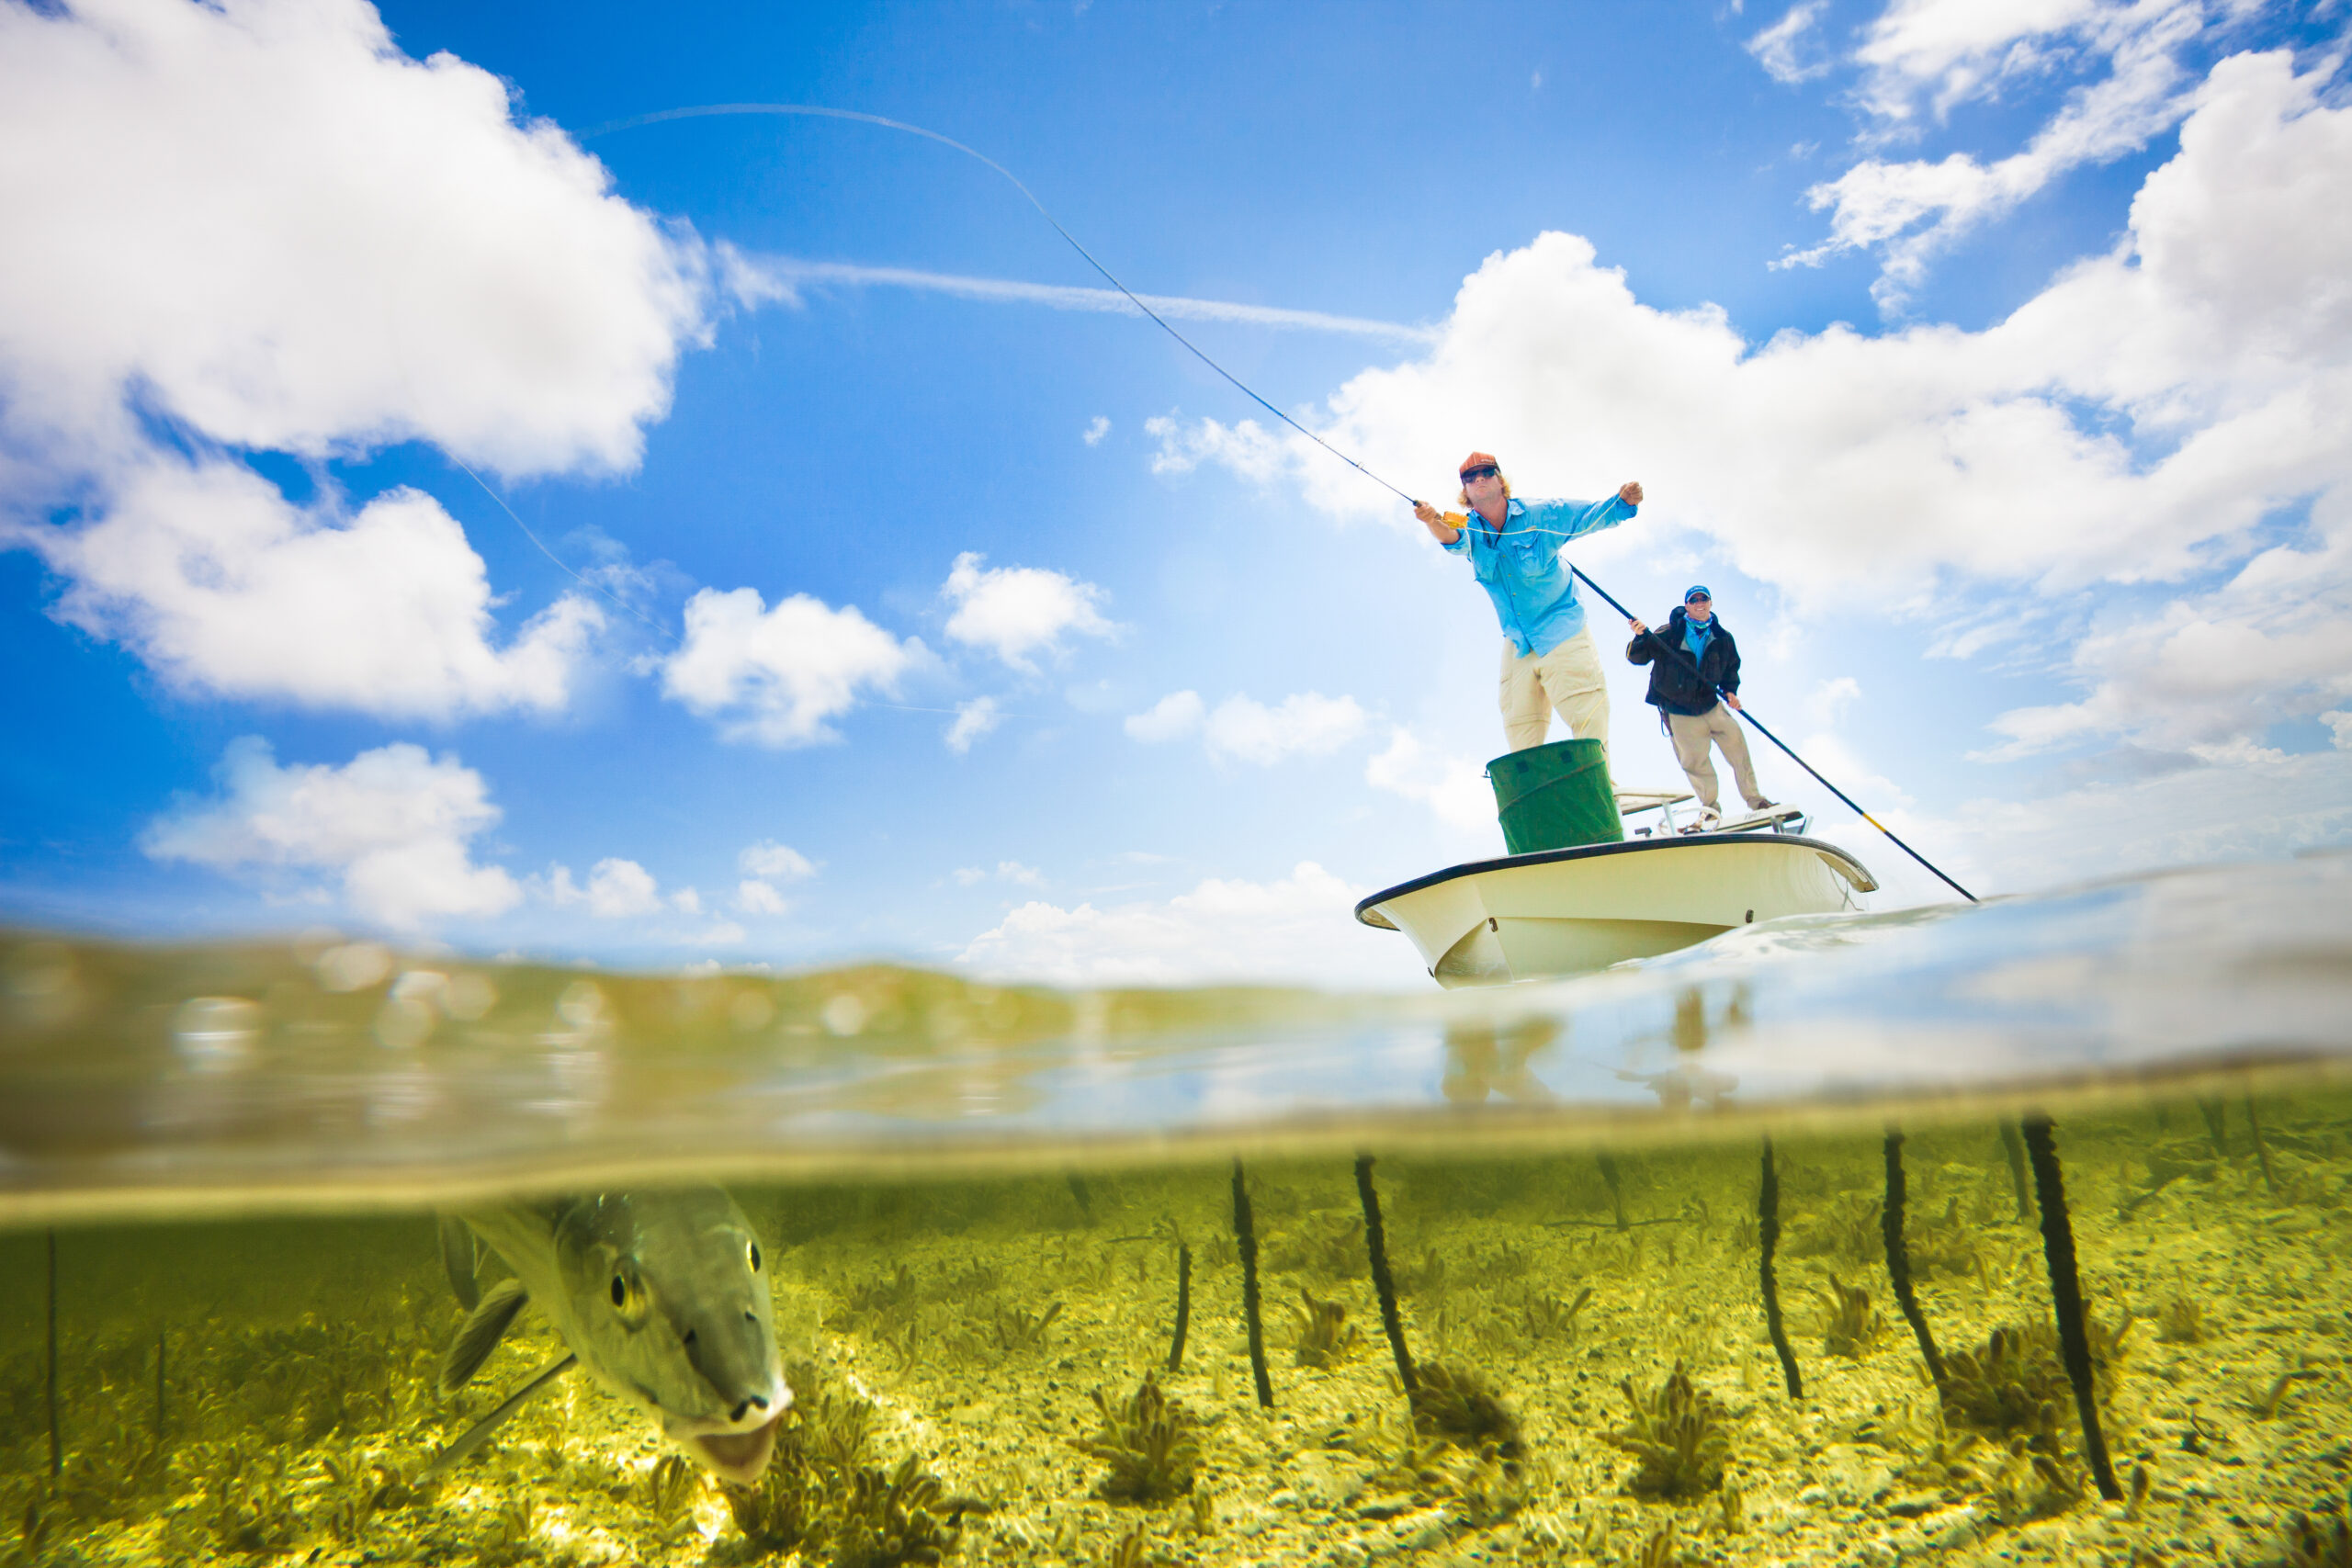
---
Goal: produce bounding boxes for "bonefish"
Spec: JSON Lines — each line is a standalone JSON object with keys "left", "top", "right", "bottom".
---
{"left": 429, "top": 1188, "right": 791, "bottom": 1483}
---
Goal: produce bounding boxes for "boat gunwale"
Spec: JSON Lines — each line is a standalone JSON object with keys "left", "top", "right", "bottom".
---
{"left": 1353, "top": 831, "right": 1879, "bottom": 929}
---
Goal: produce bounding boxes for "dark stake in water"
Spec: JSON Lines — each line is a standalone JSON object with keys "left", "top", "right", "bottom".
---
{"left": 2, "top": 853, "right": 2349, "bottom": 1565}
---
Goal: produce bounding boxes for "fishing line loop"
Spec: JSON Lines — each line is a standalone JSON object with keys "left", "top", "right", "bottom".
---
{"left": 597, "top": 102, "right": 1979, "bottom": 896}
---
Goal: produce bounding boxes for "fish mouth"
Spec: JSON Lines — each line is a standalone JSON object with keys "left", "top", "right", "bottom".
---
{"left": 679, "top": 1409, "right": 786, "bottom": 1484}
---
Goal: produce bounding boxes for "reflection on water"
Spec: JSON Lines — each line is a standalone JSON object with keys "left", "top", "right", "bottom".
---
{"left": 4, "top": 853, "right": 2352, "bottom": 1223}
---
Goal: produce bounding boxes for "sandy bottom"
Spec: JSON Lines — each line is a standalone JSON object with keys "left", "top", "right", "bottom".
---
{"left": 3, "top": 1095, "right": 2346, "bottom": 1566}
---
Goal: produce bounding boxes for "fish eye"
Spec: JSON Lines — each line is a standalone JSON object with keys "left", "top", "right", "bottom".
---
{"left": 607, "top": 1267, "right": 650, "bottom": 1327}
{"left": 748, "top": 1242, "right": 762, "bottom": 1272}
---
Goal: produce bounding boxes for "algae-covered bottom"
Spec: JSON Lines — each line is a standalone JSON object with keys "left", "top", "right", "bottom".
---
{"left": 6, "top": 1086, "right": 2349, "bottom": 1568}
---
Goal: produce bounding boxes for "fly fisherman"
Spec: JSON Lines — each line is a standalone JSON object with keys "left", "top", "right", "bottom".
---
{"left": 1413, "top": 453, "right": 1644, "bottom": 756}
{"left": 1626, "top": 586, "right": 1775, "bottom": 833}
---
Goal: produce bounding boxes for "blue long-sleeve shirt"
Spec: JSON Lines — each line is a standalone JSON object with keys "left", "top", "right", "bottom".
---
{"left": 1441, "top": 494, "right": 1636, "bottom": 657}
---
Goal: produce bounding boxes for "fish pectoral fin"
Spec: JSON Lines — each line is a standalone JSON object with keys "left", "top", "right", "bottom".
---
{"left": 438, "top": 1214, "right": 481, "bottom": 1310}
{"left": 423, "top": 1353, "right": 576, "bottom": 1478}
{"left": 437, "top": 1276, "right": 529, "bottom": 1396}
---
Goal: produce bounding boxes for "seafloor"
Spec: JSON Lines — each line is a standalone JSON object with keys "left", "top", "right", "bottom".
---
{"left": 3, "top": 1089, "right": 2346, "bottom": 1567}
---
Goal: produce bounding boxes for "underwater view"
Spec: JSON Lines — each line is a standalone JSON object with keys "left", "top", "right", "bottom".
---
{"left": 5, "top": 852, "right": 2350, "bottom": 1567}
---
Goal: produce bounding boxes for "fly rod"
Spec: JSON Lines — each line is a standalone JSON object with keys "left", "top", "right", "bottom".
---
{"left": 603, "top": 103, "right": 1982, "bottom": 902}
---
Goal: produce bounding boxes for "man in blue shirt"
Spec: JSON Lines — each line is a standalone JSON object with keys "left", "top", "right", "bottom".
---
{"left": 1414, "top": 451, "right": 1643, "bottom": 756}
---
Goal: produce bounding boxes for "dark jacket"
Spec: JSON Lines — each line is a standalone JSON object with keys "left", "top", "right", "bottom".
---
{"left": 1627, "top": 606, "right": 1740, "bottom": 717}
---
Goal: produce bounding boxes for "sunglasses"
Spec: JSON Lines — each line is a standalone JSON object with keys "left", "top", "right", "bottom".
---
{"left": 1460, "top": 465, "right": 1499, "bottom": 483}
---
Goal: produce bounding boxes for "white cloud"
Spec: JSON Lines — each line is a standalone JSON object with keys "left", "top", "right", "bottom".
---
{"left": 952, "top": 861, "right": 1044, "bottom": 889}
{"left": 142, "top": 737, "right": 520, "bottom": 931}
{"left": 661, "top": 587, "right": 921, "bottom": 746}
{"left": 1083, "top": 416, "right": 1111, "bottom": 446}
{"left": 1364, "top": 728, "right": 1496, "bottom": 832}
{"left": 28, "top": 462, "right": 601, "bottom": 717}
{"left": 2324, "top": 711, "right": 2352, "bottom": 750}
{"left": 1125, "top": 689, "right": 1370, "bottom": 765}
{"left": 1155, "top": 51, "right": 2352, "bottom": 761}
{"left": 1938, "top": 745, "right": 2352, "bottom": 894}
{"left": 940, "top": 552, "right": 1114, "bottom": 671}
{"left": 1125, "top": 690, "right": 1206, "bottom": 742}
{"left": 1852, "top": 0, "right": 2129, "bottom": 126}
{"left": 1199, "top": 693, "right": 1368, "bottom": 766}
{"left": 958, "top": 861, "right": 1399, "bottom": 987}
{"left": 543, "top": 856, "right": 669, "bottom": 918}
{"left": 1981, "top": 517, "right": 2352, "bottom": 757}
{"left": 0, "top": 0, "right": 706, "bottom": 477}
{"left": 0, "top": 0, "right": 708, "bottom": 715}
{"left": 718, "top": 249, "right": 1433, "bottom": 345}
{"left": 736, "top": 879, "right": 789, "bottom": 915}
{"left": 945, "top": 695, "right": 1001, "bottom": 753}
{"left": 670, "top": 887, "right": 702, "bottom": 915}
{"left": 1808, "top": 676, "right": 1865, "bottom": 728}
{"left": 740, "top": 840, "right": 819, "bottom": 882}
{"left": 1788, "top": 0, "right": 2206, "bottom": 308}
{"left": 582, "top": 858, "right": 662, "bottom": 918}
{"left": 1145, "top": 414, "right": 1288, "bottom": 481}
{"left": 1749, "top": 2, "right": 1833, "bottom": 85}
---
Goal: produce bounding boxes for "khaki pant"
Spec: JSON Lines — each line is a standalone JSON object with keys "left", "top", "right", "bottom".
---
{"left": 1500, "top": 628, "right": 1610, "bottom": 755}
{"left": 1667, "top": 704, "right": 1764, "bottom": 813}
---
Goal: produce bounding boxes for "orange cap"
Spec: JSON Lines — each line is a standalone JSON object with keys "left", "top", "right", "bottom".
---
{"left": 1458, "top": 451, "right": 1499, "bottom": 475}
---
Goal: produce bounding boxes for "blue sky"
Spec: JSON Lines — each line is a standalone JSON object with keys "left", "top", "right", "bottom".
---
{"left": 3, "top": 0, "right": 2348, "bottom": 987}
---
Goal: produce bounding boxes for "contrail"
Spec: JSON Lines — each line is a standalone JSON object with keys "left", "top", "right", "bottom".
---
{"left": 718, "top": 247, "right": 1438, "bottom": 346}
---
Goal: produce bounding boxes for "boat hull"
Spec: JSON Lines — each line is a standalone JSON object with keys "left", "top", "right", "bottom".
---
{"left": 1355, "top": 833, "right": 1877, "bottom": 988}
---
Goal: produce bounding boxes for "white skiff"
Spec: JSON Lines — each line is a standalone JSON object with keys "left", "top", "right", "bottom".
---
{"left": 1354, "top": 800, "right": 1877, "bottom": 988}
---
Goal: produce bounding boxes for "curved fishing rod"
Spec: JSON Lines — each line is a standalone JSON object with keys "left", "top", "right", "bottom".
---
{"left": 598, "top": 101, "right": 1974, "bottom": 899}
{"left": 587, "top": 103, "right": 1418, "bottom": 507}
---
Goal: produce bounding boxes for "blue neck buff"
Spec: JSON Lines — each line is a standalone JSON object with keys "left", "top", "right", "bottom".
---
{"left": 1683, "top": 613, "right": 1715, "bottom": 661}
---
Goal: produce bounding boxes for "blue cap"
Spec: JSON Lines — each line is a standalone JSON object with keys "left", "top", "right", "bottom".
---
{"left": 1684, "top": 585, "right": 1712, "bottom": 604}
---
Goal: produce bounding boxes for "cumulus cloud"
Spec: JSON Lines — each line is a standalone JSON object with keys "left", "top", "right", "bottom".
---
{"left": 1125, "top": 689, "right": 1369, "bottom": 765}
{"left": 542, "top": 856, "right": 665, "bottom": 918}
{"left": 1204, "top": 692, "right": 1370, "bottom": 766}
{"left": 740, "top": 840, "right": 819, "bottom": 882}
{"left": 0, "top": 0, "right": 706, "bottom": 475}
{"left": 1786, "top": 0, "right": 2207, "bottom": 307}
{"left": 1125, "top": 690, "right": 1207, "bottom": 742}
{"left": 142, "top": 737, "right": 520, "bottom": 930}
{"left": 0, "top": 0, "right": 708, "bottom": 714}
{"left": 945, "top": 695, "right": 1001, "bottom": 753}
{"left": 1935, "top": 745, "right": 2352, "bottom": 895}
{"left": 732, "top": 840, "right": 816, "bottom": 916}
{"left": 958, "top": 861, "right": 1397, "bottom": 987}
{"left": 661, "top": 587, "right": 921, "bottom": 746}
{"left": 1153, "top": 51, "right": 2352, "bottom": 763}
{"left": 1364, "top": 728, "right": 1496, "bottom": 832}
{"left": 940, "top": 552, "right": 1114, "bottom": 671}
{"left": 30, "top": 463, "right": 601, "bottom": 716}
{"left": 736, "top": 879, "right": 789, "bottom": 915}
{"left": 1083, "top": 416, "right": 1111, "bottom": 446}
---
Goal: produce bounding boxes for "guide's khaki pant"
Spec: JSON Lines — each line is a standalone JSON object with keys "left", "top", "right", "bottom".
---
{"left": 1500, "top": 628, "right": 1610, "bottom": 756}
{"left": 1668, "top": 703, "right": 1764, "bottom": 814}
